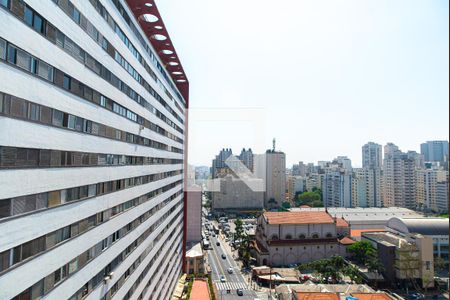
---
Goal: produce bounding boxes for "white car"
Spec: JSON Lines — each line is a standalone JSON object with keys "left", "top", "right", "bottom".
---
{"left": 227, "top": 267, "right": 233, "bottom": 274}
{"left": 220, "top": 275, "right": 226, "bottom": 282}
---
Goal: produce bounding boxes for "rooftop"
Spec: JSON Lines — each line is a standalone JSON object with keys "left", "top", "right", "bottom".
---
{"left": 351, "top": 293, "right": 393, "bottom": 300}
{"left": 351, "top": 229, "right": 386, "bottom": 238}
{"left": 290, "top": 207, "right": 422, "bottom": 222}
{"left": 190, "top": 279, "right": 210, "bottom": 300}
{"left": 335, "top": 217, "right": 349, "bottom": 227}
{"left": 295, "top": 292, "right": 339, "bottom": 300}
{"left": 387, "top": 217, "right": 449, "bottom": 236}
{"left": 263, "top": 211, "right": 334, "bottom": 225}
{"left": 125, "top": 0, "right": 189, "bottom": 105}
{"left": 339, "top": 237, "right": 356, "bottom": 245}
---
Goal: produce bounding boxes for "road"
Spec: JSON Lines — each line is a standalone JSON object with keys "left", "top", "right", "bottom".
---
{"left": 207, "top": 231, "right": 258, "bottom": 300}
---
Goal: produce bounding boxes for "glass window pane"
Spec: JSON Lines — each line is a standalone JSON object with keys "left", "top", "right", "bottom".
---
{"left": 52, "top": 110, "right": 63, "bottom": 127}
{"left": 24, "top": 6, "right": 33, "bottom": 26}
{"left": 0, "top": 0, "right": 9, "bottom": 8}
{"left": 33, "top": 14, "right": 43, "bottom": 33}
{"left": 7, "top": 44, "right": 16, "bottom": 64}
{"left": 0, "top": 38, "right": 6, "bottom": 60}
{"left": 16, "top": 48, "right": 31, "bottom": 71}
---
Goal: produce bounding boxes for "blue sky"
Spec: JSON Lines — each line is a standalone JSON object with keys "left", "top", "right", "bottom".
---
{"left": 156, "top": 0, "right": 449, "bottom": 167}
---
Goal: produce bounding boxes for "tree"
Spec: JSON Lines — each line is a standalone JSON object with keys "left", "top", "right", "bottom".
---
{"left": 299, "top": 255, "right": 347, "bottom": 283}
{"left": 234, "top": 218, "right": 244, "bottom": 243}
{"left": 366, "top": 256, "right": 385, "bottom": 288}
{"left": 281, "top": 201, "right": 291, "bottom": 209}
{"left": 348, "top": 241, "right": 376, "bottom": 265}
{"left": 343, "top": 265, "right": 363, "bottom": 284}
{"left": 295, "top": 190, "right": 323, "bottom": 207}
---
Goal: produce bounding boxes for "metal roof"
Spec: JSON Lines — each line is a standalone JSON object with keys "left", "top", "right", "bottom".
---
{"left": 387, "top": 217, "right": 449, "bottom": 236}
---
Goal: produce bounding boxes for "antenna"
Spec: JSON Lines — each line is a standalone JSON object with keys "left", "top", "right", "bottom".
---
{"left": 272, "top": 138, "right": 276, "bottom": 152}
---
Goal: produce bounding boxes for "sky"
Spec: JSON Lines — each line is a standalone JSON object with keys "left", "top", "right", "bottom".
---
{"left": 156, "top": 0, "right": 449, "bottom": 167}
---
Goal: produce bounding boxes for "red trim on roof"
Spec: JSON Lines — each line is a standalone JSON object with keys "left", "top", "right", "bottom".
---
{"left": 125, "top": 0, "right": 189, "bottom": 107}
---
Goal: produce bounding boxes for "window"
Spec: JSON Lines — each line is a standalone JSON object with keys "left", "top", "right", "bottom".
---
{"left": 24, "top": 6, "right": 33, "bottom": 26}
{"left": 52, "top": 109, "right": 63, "bottom": 127}
{"left": 0, "top": 0, "right": 9, "bottom": 8}
{"left": 37, "top": 60, "right": 53, "bottom": 81}
{"left": 312, "top": 233, "right": 319, "bottom": 239}
{"left": 100, "top": 95, "right": 106, "bottom": 107}
{"left": 0, "top": 38, "right": 6, "bottom": 60}
{"left": 16, "top": 48, "right": 31, "bottom": 71}
{"left": 63, "top": 75, "right": 71, "bottom": 90}
{"left": 33, "top": 13, "right": 44, "bottom": 33}
{"left": 28, "top": 103, "right": 41, "bottom": 121}
{"left": 0, "top": 199, "right": 11, "bottom": 218}
{"left": 7, "top": 44, "right": 16, "bottom": 64}
{"left": 325, "top": 233, "right": 333, "bottom": 238}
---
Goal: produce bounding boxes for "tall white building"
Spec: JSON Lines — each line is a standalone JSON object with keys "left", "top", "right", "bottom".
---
{"left": 383, "top": 144, "right": 419, "bottom": 209}
{"left": 322, "top": 162, "right": 352, "bottom": 208}
{"left": 416, "top": 168, "right": 448, "bottom": 212}
{"left": 0, "top": 1, "right": 187, "bottom": 299}
{"left": 362, "top": 142, "right": 382, "bottom": 169}
{"left": 352, "top": 168, "right": 383, "bottom": 208}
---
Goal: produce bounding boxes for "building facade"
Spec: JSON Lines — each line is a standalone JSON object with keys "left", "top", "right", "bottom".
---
{"left": 211, "top": 175, "right": 264, "bottom": 212}
{"left": 322, "top": 161, "right": 352, "bottom": 208}
{"left": 416, "top": 168, "right": 448, "bottom": 212}
{"left": 383, "top": 144, "right": 419, "bottom": 209}
{"left": 262, "top": 150, "right": 286, "bottom": 208}
{"left": 363, "top": 232, "right": 434, "bottom": 289}
{"left": 0, "top": 1, "right": 187, "bottom": 299}
{"left": 186, "top": 186, "right": 202, "bottom": 245}
{"left": 352, "top": 168, "right": 383, "bottom": 208}
{"left": 253, "top": 211, "right": 347, "bottom": 266}
{"left": 420, "top": 141, "right": 449, "bottom": 165}
{"left": 362, "top": 142, "right": 382, "bottom": 169}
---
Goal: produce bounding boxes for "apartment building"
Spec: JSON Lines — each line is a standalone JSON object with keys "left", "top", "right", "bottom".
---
{"left": 383, "top": 144, "right": 421, "bottom": 209}
{"left": 416, "top": 168, "right": 448, "bottom": 212}
{"left": 0, "top": 0, "right": 187, "bottom": 299}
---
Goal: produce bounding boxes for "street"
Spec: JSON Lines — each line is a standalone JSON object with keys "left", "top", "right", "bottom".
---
{"left": 207, "top": 231, "right": 257, "bottom": 300}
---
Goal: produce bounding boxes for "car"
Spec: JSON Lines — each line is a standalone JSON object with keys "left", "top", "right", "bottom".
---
{"left": 216, "top": 242, "right": 220, "bottom": 246}
{"left": 212, "top": 233, "right": 216, "bottom": 237}
{"left": 236, "top": 288, "right": 244, "bottom": 296}
{"left": 221, "top": 254, "right": 226, "bottom": 259}
{"left": 227, "top": 267, "right": 233, "bottom": 274}
{"left": 220, "top": 275, "right": 226, "bottom": 282}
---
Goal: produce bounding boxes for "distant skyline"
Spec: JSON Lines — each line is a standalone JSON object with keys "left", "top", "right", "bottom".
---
{"left": 156, "top": 0, "right": 449, "bottom": 167}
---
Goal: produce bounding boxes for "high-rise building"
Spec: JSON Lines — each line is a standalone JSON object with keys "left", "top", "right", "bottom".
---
{"left": 420, "top": 140, "right": 449, "bottom": 164}
{"left": 292, "top": 161, "right": 306, "bottom": 177}
{"left": 362, "top": 142, "right": 382, "bottom": 169}
{"left": 352, "top": 168, "right": 383, "bottom": 208}
{"left": 238, "top": 148, "right": 254, "bottom": 171}
{"left": 416, "top": 168, "right": 448, "bottom": 212}
{"left": 0, "top": 1, "right": 187, "bottom": 299}
{"left": 211, "top": 148, "right": 233, "bottom": 178}
{"left": 383, "top": 144, "right": 419, "bottom": 209}
{"left": 264, "top": 150, "right": 286, "bottom": 208}
{"left": 322, "top": 161, "right": 352, "bottom": 208}
{"left": 287, "top": 175, "right": 305, "bottom": 202}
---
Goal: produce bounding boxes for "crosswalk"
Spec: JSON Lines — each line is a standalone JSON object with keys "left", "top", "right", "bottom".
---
{"left": 215, "top": 281, "right": 248, "bottom": 291}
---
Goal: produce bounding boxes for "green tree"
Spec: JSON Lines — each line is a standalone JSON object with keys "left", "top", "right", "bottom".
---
{"left": 343, "top": 265, "right": 363, "bottom": 284}
{"left": 299, "top": 255, "right": 347, "bottom": 283}
{"left": 234, "top": 218, "right": 244, "bottom": 242}
{"left": 295, "top": 190, "right": 323, "bottom": 207}
{"left": 281, "top": 201, "right": 291, "bottom": 209}
{"left": 348, "top": 241, "right": 376, "bottom": 265}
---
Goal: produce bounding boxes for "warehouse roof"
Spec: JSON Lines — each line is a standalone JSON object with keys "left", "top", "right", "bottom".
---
{"left": 387, "top": 217, "right": 449, "bottom": 236}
